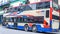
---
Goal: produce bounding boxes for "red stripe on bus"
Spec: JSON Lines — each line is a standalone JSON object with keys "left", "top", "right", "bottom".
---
{"left": 50, "top": 7, "right": 53, "bottom": 20}
{"left": 25, "top": 14, "right": 33, "bottom": 17}
{"left": 18, "top": 16, "right": 22, "bottom": 18}
{"left": 43, "top": 20, "right": 50, "bottom": 28}
{"left": 29, "top": 23, "right": 33, "bottom": 27}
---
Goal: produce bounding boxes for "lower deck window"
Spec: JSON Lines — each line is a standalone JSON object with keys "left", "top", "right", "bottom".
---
{"left": 3, "top": 17, "right": 6, "bottom": 22}
{"left": 52, "top": 15, "right": 59, "bottom": 20}
{"left": 4, "top": 16, "right": 44, "bottom": 24}
{"left": 17, "top": 16, "right": 44, "bottom": 23}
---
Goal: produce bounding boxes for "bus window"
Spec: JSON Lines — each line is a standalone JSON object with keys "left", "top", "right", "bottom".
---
{"left": 34, "top": 16, "right": 44, "bottom": 23}
{"left": 6, "top": 17, "right": 12, "bottom": 22}
{"left": 11, "top": 18, "right": 14, "bottom": 22}
{"left": 19, "top": 18, "right": 28, "bottom": 23}
{"left": 20, "top": 17, "right": 23, "bottom": 23}
{"left": 20, "top": 5, "right": 32, "bottom": 11}
{"left": 19, "top": 16, "right": 44, "bottom": 23}
{"left": 36, "top": 1, "right": 50, "bottom": 9}
{"left": 23, "top": 18, "right": 27, "bottom": 23}
{"left": 7, "top": 7, "right": 15, "bottom": 13}
{"left": 33, "top": 17, "right": 38, "bottom": 23}
{"left": 14, "top": 17, "right": 17, "bottom": 22}
{"left": 52, "top": 15, "right": 59, "bottom": 20}
{"left": 10, "top": 18, "right": 12, "bottom": 22}
{"left": 3, "top": 17, "right": 6, "bottom": 22}
{"left": 27, "top": 17, "right": 34, "bottom": 23}
{"left": 6, "top": 17, "right": 10, "bottom": 22}
{"left": 46, "top": 10, "right": 49, "bottom": 18}
{"left": 8, "top": 18, "right": 11, "bottom": 22}
{"left": 16, "top": 17, "right": 20, "bottom": 22}
{"left": 29, "top": 3, "right": 36, "bottom": 10}
{"left": 9, "top": 7, "right": 14, "bottom": 12}
{"left": 38, "top": 16, "right": 44, "bottom": 23}
{"left": 17, "top": 8, "right": 20, "bottom": 11}
{"left": 17, "top": 7, "right": 23, "bottom": 13}
{"left": 14, "top": 7, "right": 18, "bottom": 11}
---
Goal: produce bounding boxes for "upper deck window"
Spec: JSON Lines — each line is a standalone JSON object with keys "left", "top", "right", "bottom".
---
{"left": 18, "top": 1, "right": 50, "bottom": 11}
{"left": 18, "top": 16, "right": 44, "bottom": 23}
{"left": 36, "top": 1, "right": 50, "bottom": 9}
{"left": 7, "top": 1, "right": 50, "bottom": 13}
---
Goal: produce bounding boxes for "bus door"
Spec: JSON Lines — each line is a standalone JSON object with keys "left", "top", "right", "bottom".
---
{"left": 52, "top": 19, "right": 59, "bottom": 30}
{"left": 13, "top": 17, "right": 17, "bottom": 28}
{"left": 52, "top": 15, "right": 59, "bottom": 30}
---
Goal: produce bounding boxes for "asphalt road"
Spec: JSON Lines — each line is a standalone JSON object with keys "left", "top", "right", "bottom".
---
{"left": 0, "top": 26, "right": 59, "bottom": 34}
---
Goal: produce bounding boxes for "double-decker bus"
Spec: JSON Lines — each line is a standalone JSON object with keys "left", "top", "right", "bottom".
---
{"left": 2, "top": 0, "right": 59, "bottom": 32}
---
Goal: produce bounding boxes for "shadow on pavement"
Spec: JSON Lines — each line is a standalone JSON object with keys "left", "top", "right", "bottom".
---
{"left": 37, "top": 32, "right": 57, "bottom": 34}
{"left": 5, "top": 27, "right": 58, "bottom": 34}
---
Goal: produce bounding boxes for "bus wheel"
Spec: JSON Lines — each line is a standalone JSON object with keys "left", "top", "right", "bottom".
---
{"left": 24, "top": 25, "right": 29, "bottom": 31}
{"left": 32, "top": 25, "right": 37, "bottom": 32}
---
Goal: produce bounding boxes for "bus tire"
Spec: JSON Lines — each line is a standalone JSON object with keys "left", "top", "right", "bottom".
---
{"left": 32, "top": 25, "right": 37, "bottom": 32}
{"left": 24, "top": 24, "right": 29, "bottom": 32}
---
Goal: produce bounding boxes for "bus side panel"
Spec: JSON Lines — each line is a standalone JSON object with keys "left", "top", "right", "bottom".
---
{"left": 17, "top": 26, "right": 24, "bottom": 30}
{"left": 35, "top": 24, "right": 52, "bottom": 32}
{"left": 7, "top": 23, "right": 15, "bottom": 29}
